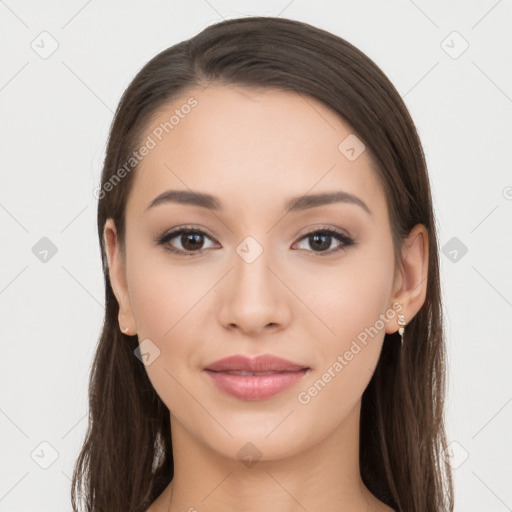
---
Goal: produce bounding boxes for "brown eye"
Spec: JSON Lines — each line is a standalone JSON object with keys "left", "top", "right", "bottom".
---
{"left": 294, "top": 228, "right": 354, "bottom": 255}
{"left": 180, "top": 232, "right": 205, "bottom": 251}
{"left": 157, "top": 228, "right": 218, "bottom": 256}
{"left": 308, "top": 233, "right": 332, "bottom": 252}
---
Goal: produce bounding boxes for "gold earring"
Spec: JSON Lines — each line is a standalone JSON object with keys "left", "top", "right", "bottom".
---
{"left": 397, "top": 314, "right": 405, "bottom": 346}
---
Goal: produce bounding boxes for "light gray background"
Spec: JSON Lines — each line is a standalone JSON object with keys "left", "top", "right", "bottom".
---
{"left": 1, "top": 1, "right": 511, "bottom": 510}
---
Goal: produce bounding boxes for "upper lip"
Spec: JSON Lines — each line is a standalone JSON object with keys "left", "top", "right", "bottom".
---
{"left": 204, "top": 354, "right": 308, "bottom": 373}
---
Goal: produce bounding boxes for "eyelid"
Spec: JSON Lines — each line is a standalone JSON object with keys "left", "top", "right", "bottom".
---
{"left": 292, "top": 226, "right": 354, "bottom": 255}
{"left": 156, "top": 225, "right": 220, "bottom": 257}
{"left": 294, "top": 224, "right": 352, "bottom": 241}
{"left": 156, "top": 224, "right": 354, "bottom": 256}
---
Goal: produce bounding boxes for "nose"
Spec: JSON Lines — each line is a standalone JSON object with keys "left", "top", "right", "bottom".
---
{"left": 218, "top": 245, "right": 292, "bottom": 336}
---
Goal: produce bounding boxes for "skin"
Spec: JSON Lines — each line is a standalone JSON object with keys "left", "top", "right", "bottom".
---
{"left": 104, "top": 84, "right": 428, "bottom": 512}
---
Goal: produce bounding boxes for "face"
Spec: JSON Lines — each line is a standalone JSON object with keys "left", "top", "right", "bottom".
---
{"left": 105, "top": 84, "right": 404, "bottom": 462}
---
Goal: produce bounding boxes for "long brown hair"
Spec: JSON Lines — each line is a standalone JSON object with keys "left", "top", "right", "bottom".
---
{"left": 71, "top": 16, "right": 454, "bottom": 512}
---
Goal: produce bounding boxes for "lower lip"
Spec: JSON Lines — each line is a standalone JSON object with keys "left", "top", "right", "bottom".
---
{"left": 204, "top": 369, "right": 309, "bottom": 400}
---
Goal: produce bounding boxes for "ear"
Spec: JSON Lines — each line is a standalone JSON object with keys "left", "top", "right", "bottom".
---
{"left": 103, "top": 218, "right": 137, "bottom": 335}
{"left": 385, "top": 223, "right": 429, "bottom": 334}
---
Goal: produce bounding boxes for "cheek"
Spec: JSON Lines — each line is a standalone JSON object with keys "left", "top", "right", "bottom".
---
{"left": 125, "top": 254, "right": 215, "bottom": 407}
{"left": 295, "top": 245, "right": 394, "bottom": 347}
{"left": 293, "top": 247, "right": 394, "bottom": 401}
{"left": 127, "top": 248, "right": 214, "bottom": 340}
{"left": 329, "top": 271, "right": 391, "bottom": 349}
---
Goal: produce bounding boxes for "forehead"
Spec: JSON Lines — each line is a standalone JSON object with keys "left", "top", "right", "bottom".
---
{"left": 127, "top": 84, "right": 387, "bottom": 220}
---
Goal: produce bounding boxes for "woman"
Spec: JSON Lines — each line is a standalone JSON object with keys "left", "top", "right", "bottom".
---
{"left": 72, "top": 16, "right": 454, "bottom": 512}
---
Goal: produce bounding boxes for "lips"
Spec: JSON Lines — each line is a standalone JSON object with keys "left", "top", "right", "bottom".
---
{"left": 205, "top": 354, "right": 307, "bottom": 373}
{"left": 204, "top": 354, "right": 310, "bottom": 400}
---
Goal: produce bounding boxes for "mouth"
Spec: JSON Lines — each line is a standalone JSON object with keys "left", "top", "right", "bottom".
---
{"left": 215, "top": 370, "right": 296, "bottom": 376}
{"left": 203, "top": 354, "right": 310, "bottom": 400}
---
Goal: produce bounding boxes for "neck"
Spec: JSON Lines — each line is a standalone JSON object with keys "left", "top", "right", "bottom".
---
{"left": 150, "top": 399, "right": 392, "bottom": 512}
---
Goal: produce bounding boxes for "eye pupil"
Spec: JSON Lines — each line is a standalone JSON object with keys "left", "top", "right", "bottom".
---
{"left": 310, "top": 234, "right": 331, "bottom": 251}
{"left": 182, "top": 233, "right": 203, "bottom": 251}
{"left": 159, "top": 228, "right": 350, "bottom": 256}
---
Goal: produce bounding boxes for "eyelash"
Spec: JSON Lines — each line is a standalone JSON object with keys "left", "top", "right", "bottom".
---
{"left": 155, "top": 225, "right": 355, "bottom": 258}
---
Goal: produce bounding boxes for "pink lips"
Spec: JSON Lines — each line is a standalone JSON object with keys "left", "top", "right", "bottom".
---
{"left": 204, "top": 354, "right": 309, "bottom": 400}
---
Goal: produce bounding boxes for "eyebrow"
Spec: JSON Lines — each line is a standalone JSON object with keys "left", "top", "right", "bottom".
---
{"left": 145, "top": 189, "right": 371, "bottom": 215}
